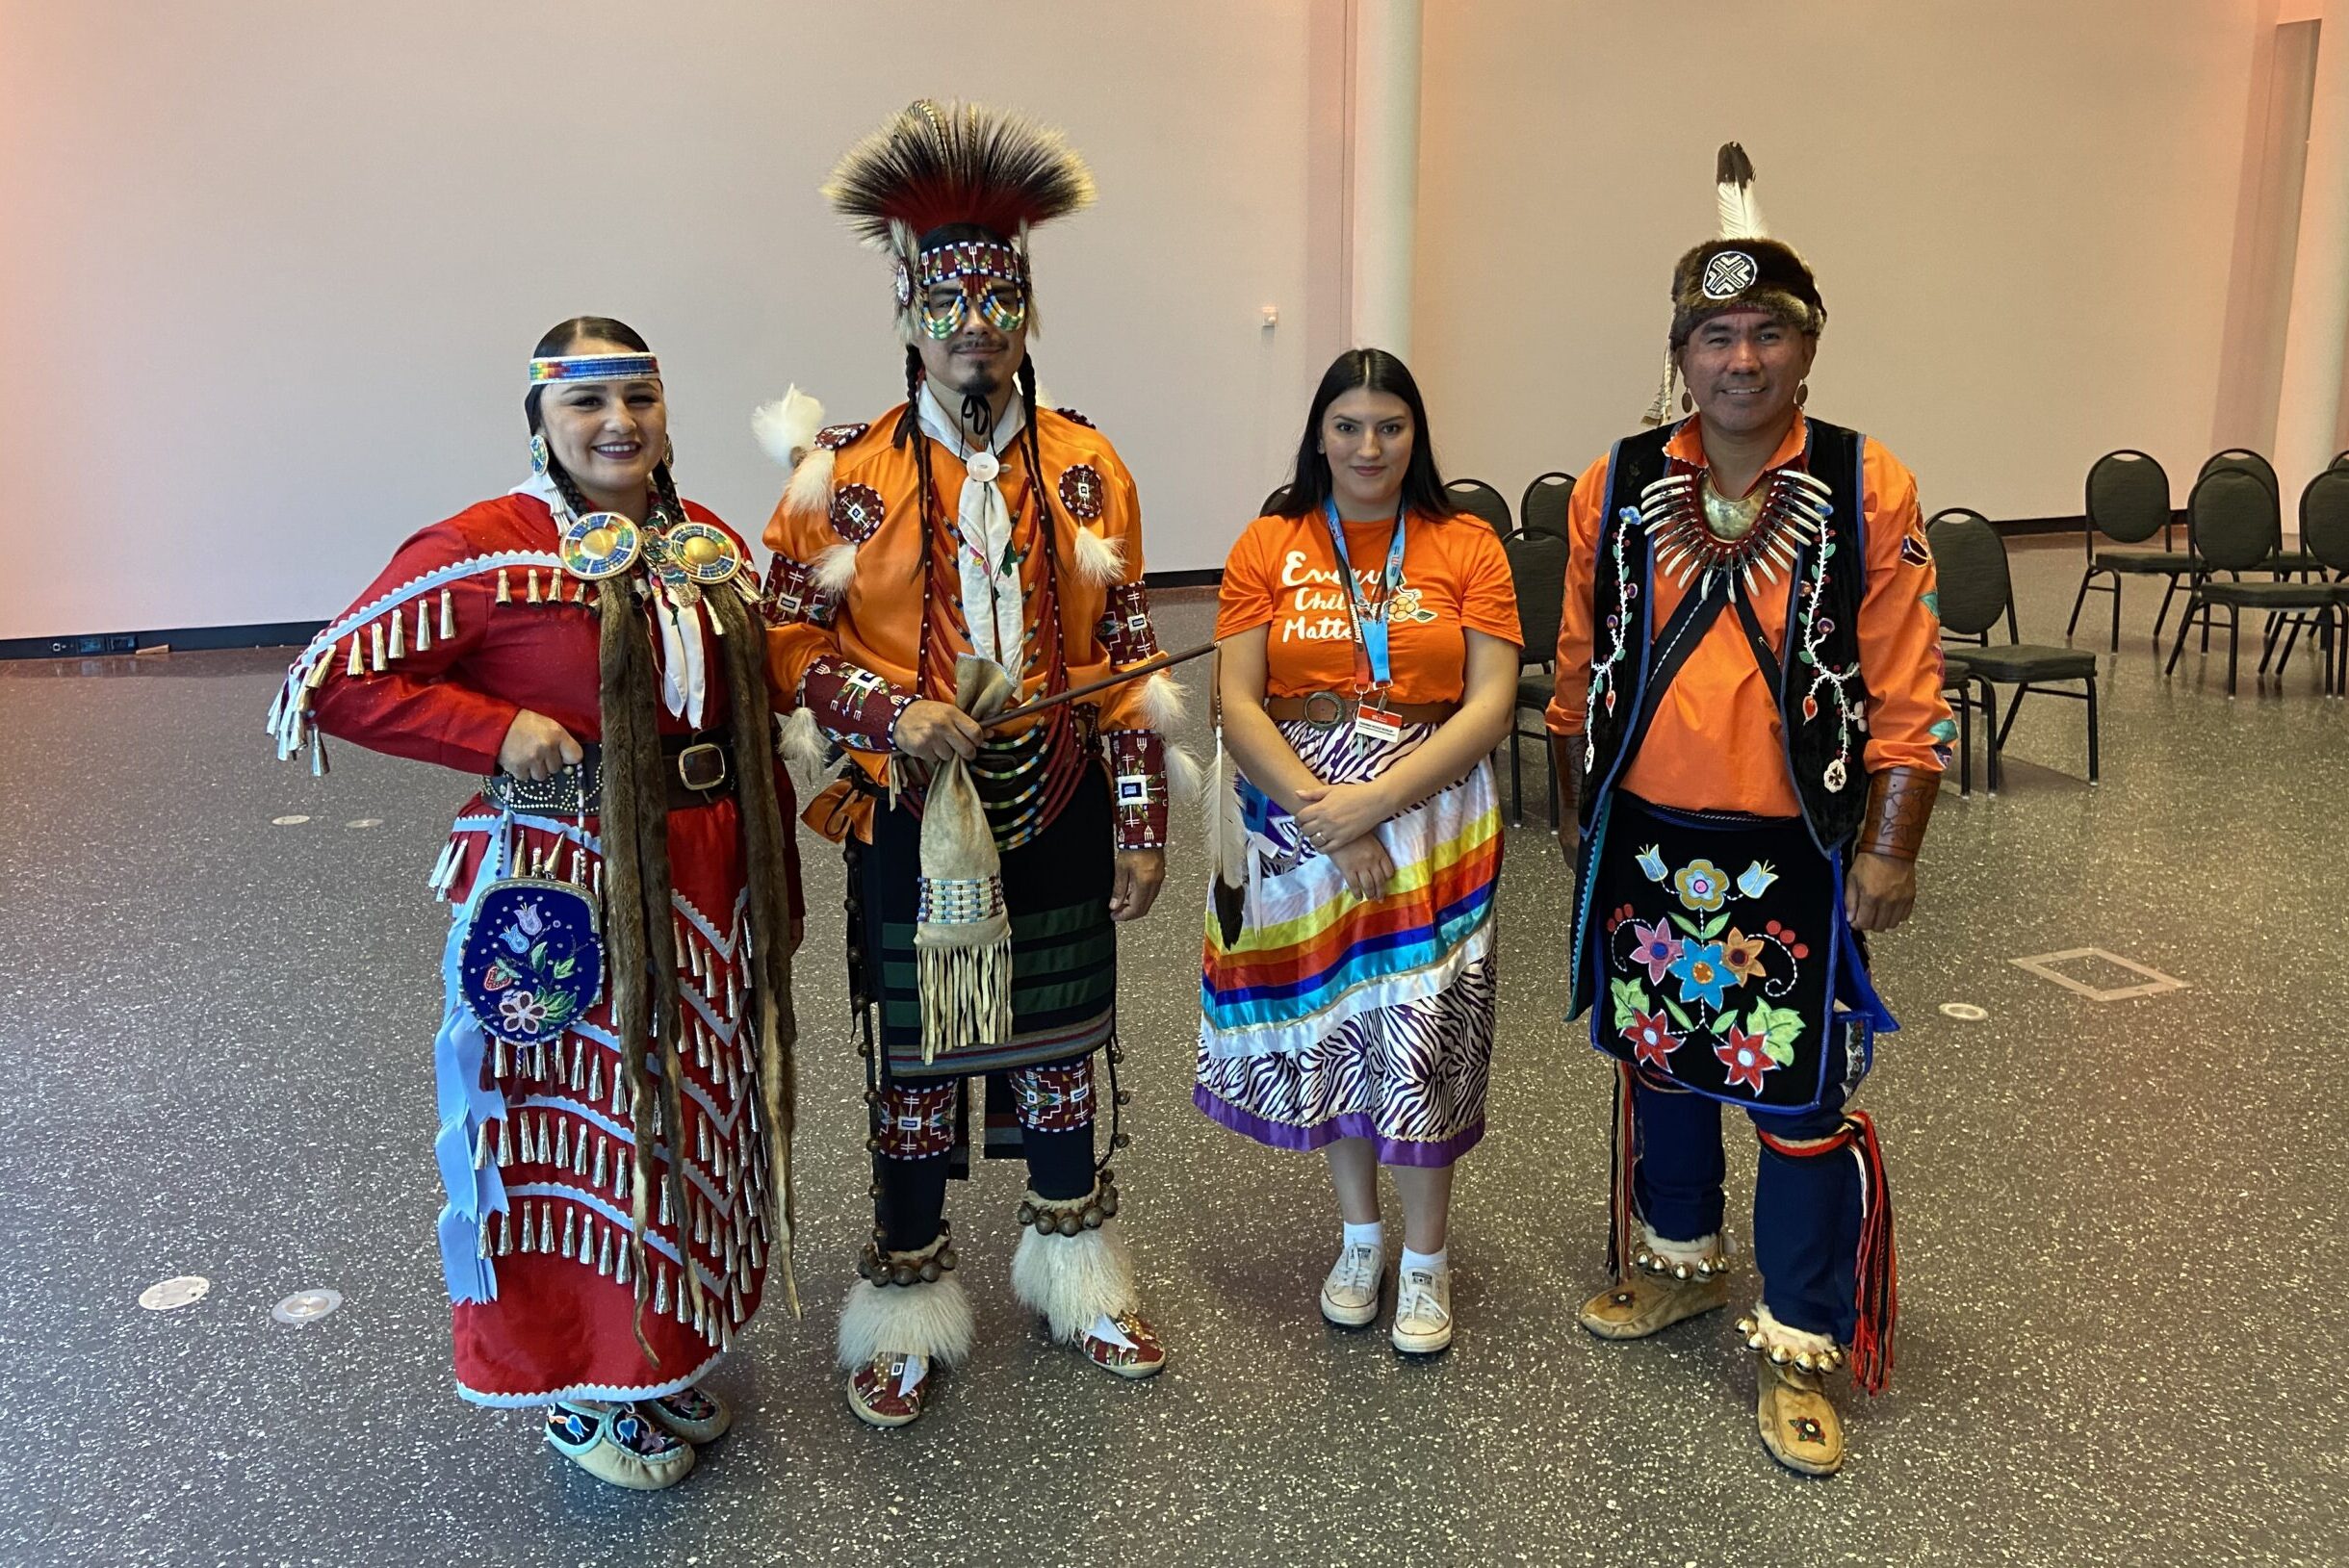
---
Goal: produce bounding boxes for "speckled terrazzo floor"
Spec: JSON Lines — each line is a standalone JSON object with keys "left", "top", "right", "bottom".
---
{"left": 2, "top": 539, "right": 2343, "bottom": 1567}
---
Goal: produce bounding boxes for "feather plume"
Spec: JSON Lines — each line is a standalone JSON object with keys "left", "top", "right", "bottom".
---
{"left": 751, "top": 386, "right": 825, "bottom": 470}
{"left": 1069, "top": 526, "right": 1125, "bottom": 586}
{"left": 824, "top": 100, "right": 1095, "bottom": 248}
{"left": 1714, "top": 141, "right": 1767, "bottom": 240}
{"left": 777, "top": 705, "right": 827, "bottom": 777}
{"left": 813, "top": 541, "right": 859, "bottom": 595}
{"left": 1135, "top": 670, "right": 1187, "bottom": 732}
{"left": 1165, "top": 742, "right": 1203, "bottom": 805}
{"left": 785, "top": 447, "right": 837, "bottom": 519}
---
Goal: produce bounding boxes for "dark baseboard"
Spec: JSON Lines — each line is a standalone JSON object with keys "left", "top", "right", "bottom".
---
{"left": 0, "top": 620, "right": 324, "bottom": 661}
{"left": 1144, "top": 568, "right": 1223, "bottom": 589}
{"left": 1994, "top": 516, "right": 2083, "bottom": 537}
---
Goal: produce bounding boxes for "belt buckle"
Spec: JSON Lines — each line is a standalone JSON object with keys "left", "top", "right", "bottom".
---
{"left": 677, "top": 741, "right": 728, "bottom": 793}
{"left": 1301, "top": 690, "right": 1349, "bottom": 730}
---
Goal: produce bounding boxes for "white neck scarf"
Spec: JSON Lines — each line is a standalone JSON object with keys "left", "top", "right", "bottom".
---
{"left": 917, "top": 384, "right": 1029, "bottom": 681}
{"left": 510, "top": 469, "right": 708, "bottom": 729}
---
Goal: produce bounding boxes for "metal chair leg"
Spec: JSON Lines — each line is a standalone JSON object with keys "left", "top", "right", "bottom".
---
{"left": 2227, "top": 605, "right": 2241, "bottom": 698}
{"left": 1955, "top": 685, "right": 1973, "bottom": 797}
{"left": 1995, "top": 682, "right": 2028, "bottom": 751}
{"left": 2084, "top": 675, "right": 2100, "bottom": 784}
{"left": 2067, "top": 567, "right": 2095, "bottom": 642}
{"left": 1509, "top": 729, "right": 1523, "bottom": 827}
{"left": 1980, "top": 679, "right": 2002, "bottom": 795}
{"left": 2153, "top": 576, "right": 2182, "bottom": 648}
{"left": 2164, "top": 590, "right": 2197, "bottom": 676}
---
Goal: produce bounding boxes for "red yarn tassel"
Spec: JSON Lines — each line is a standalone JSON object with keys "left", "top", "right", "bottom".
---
{"left": 1606, "top": 1062, "right": 1639, "bottom": 1280}
{"left": 1846, "top": 1110, "right": 1897, "bottom": 1396}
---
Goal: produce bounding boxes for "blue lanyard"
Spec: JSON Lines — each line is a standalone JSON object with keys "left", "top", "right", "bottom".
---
{"left": 1321, "top": 499, "right": 1408, "bottom": 691}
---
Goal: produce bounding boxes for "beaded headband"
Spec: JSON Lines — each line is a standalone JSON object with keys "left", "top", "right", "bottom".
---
{"left": 528, "top": 353, "right": 662, "bottom": 386}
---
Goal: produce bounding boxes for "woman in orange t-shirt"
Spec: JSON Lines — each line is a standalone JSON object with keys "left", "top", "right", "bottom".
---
{"left": 1197, "top": 349, "right": 1520, "bottom": 1356}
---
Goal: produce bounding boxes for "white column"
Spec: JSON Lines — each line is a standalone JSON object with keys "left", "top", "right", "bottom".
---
{"left": 1348, "top": 0, "right": 1422, "bottom": 358}
{"left": 2275, "top": 1, "right": 2349, "bottom": 507}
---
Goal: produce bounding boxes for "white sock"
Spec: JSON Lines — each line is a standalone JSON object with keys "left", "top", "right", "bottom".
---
{"left": 1342, "top": 1221, "right": 1384, "bottom": 1253}
{"left": 1400, "top": 1246, "right": 1448, "bottom": 1277}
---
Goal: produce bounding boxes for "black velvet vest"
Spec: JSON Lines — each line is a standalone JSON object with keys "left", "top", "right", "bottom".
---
{"left": 1575, "top": 418, "right": 1872, "bottom": 855}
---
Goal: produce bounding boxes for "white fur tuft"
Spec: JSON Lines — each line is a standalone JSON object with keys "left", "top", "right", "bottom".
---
{"left": 1136, "top": 670, "right": 1187, "bottom": 733}
{"left": 1750, "top": 1301, "right": 1837, "bottom": 1358}
{"left": 837, "top": 1273, "right": 976, "bottom": 1370}
{"left": 1010, "top": 1220, "right": 1141, "bottom": 1343}
{"left": 751, "top": 386, "right": 826, "bottom": 471}
{"left": 784, "top": 446, "right": 837, "bottom": 519}
{"left": 813, "top": 541, "right": 859, "bottom": 596}
{"left": 1165, "top": 742, "right": 1203, "bottom": 805}
{"left": 1070, "top": 526, "right": 1125, "bottom": 586}
{"left": 777, "top": 706, "right": 827, "bottom": 776}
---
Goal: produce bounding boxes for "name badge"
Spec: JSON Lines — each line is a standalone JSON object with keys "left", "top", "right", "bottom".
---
{"left": 1353, "top": 703, "right": 1405, "bottom": 745}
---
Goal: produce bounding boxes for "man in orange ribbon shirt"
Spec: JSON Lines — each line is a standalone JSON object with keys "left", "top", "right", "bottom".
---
{"left": 1548, "top": 145, "right": 1956, "bottom": 1476}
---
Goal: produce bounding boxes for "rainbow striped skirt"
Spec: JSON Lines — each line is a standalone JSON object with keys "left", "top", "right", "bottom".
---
{"left": 1194, "top": 719, "right": 1502, "bottom": 1168}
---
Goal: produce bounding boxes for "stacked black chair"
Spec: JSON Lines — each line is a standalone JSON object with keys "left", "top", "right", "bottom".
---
{"left": 2198, "top": 449, "right": 2319, "bottom": 578}
{"left": 1926, "top": 508, "right": 2100, "bottom": 791}
{"left": 1500, "top": 530, "right": 1570, "bottom": 827}
{"left": 2165, "top": 468, "right": 2340, "bottom": 696}
{"left": 1519, "top": 472, "right": 1575, "bottom": 541}
{"left": 2067, "top": 450, "right": 2191, "bottom": 652}
{"left": 2268, "top": 468, "right": 2349, "bottom": 696}
{"left": 1444, "top": 477, "right": 1511, "bottom": 534}
{"left": 1260, "top": 485, "right": 1292, "bottom": 517}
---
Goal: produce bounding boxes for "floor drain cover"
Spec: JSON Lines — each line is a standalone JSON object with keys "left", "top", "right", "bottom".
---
{"left": 139, "top": 1275, "right": 211, "bottom": 1312}
{"left": 271, "top": 1288, "right": 344, "bottom": 1324}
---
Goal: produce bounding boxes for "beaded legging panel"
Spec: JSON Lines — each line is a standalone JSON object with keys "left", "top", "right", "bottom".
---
{"left": 872, "top": 1054, "right": 1098, "bottom": 1253}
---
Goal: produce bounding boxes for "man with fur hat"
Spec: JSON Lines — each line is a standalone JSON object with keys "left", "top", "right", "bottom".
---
{"left": 758, "top": 99, "right": 1177, "bottom": 1427}
{"left": 1545, "top": 144, "right": 1956, "bottom": 1475}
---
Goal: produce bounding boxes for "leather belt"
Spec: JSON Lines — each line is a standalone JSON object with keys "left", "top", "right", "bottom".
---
{"left": 1263, "top": 691, "right": 1460, "bottom": 728}
{"left": 483, "top": 732, "right": 736, "bottom": 816}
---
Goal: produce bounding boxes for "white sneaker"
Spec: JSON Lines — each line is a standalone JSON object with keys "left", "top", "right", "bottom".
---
{"left": 1391, "top": 1267, "right": 1453, "bottom": 1354}
{"left": 1318, "top": 1243, "right": 1384, "bottom": 1327}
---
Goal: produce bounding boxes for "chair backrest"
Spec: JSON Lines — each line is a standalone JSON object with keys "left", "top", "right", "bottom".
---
{"left": 1923, "top": 508, "right": 2013, "bottom": 640}
{"left": 2186, "top": 468, "right": 2282, "bottom": 572}
{"left": 1519, "top": 472, "right": 1575, "bottom": 541}
{"left": 1444, "top": 477, "right": 1511, "bottom": 534}
{"left": 2333, "top": 450, "right": 2349, "bottom": 472}
{"left": 1502, "top": 531, "right": 1570, "bottom": 664}
{"left": 2084, "top": 450, "right": 2171, "bottom": 546}
{"left": 2300, "top": 467, "right": 2349, "bottom": 574}
{"left": 2198, "top": 448, "right": 2280, "bottom": 496}
{"left": 1260, "top": 484, "right": 1293, "bottom": 517}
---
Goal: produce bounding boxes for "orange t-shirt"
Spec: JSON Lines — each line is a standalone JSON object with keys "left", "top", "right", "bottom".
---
{"left": 1216, "top": 509, "right": 1523, "bottom": 704}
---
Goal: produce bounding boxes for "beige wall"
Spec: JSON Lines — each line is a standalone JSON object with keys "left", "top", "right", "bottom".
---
{"left": 0, "top": 1, "right": 1345, "bottom": 641}
{"left": 1412, "top": 0, "right": 2262, "bottom": 523}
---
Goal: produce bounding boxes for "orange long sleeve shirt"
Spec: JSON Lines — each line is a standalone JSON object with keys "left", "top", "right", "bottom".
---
{"left": 1543, "top": 415, "right": 1951, "bottom": 816}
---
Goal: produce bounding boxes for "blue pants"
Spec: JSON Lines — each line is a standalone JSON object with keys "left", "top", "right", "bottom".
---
{"left": 1632, "top": 1072, "right": 1865, "bottom": 1342}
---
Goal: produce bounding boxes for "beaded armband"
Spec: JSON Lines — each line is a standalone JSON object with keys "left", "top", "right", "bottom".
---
{"left": 761, "top": 554, "right": 839, "bottom": 630}
{"left": 1095, "top": 581, "right": 1160, "bottom": 666}
{"left": 800, "top": 655, "right": 914, "bottom": 754}
{"left": 1101, "top": 729, "right": 1169, "bottom": 852}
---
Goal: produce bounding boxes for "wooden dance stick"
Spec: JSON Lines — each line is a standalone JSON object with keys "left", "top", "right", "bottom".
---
{"left": 980, "top": 639, "right": 1217, "bottom": 730}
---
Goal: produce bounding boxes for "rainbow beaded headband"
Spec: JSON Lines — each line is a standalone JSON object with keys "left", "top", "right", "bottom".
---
{"left": 528, "top": 353, "right": 662, "bottom": 385}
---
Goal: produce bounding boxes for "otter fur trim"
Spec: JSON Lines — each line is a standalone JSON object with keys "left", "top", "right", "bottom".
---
{"left": 1166, "top": 741, "right": 1203, "bottom": 805}
{"left": 813, "top": 541, "right": 859, "bottom": 596}
{"left": 837, "top": 1272, "right": 976, "bottom": 1370}
{"left": 752, "top": 386, "right": 826, "bottom": 471}
{"left": 1010, "top": 1220, "right": 1140, "bottom": 1344}
{"left": 1135, "top": 670, "right": 1187, "bottom": 733}
{"left": 777, "top": 705, "right": 828, "bottom": 777}
{"left": 1069, "top": 525, "right": 1125, "bottom": 586}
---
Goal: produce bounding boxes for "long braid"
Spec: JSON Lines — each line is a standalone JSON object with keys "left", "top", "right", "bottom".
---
{"left": 657, "top": 462, "right": 803, "bottom": 1315}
